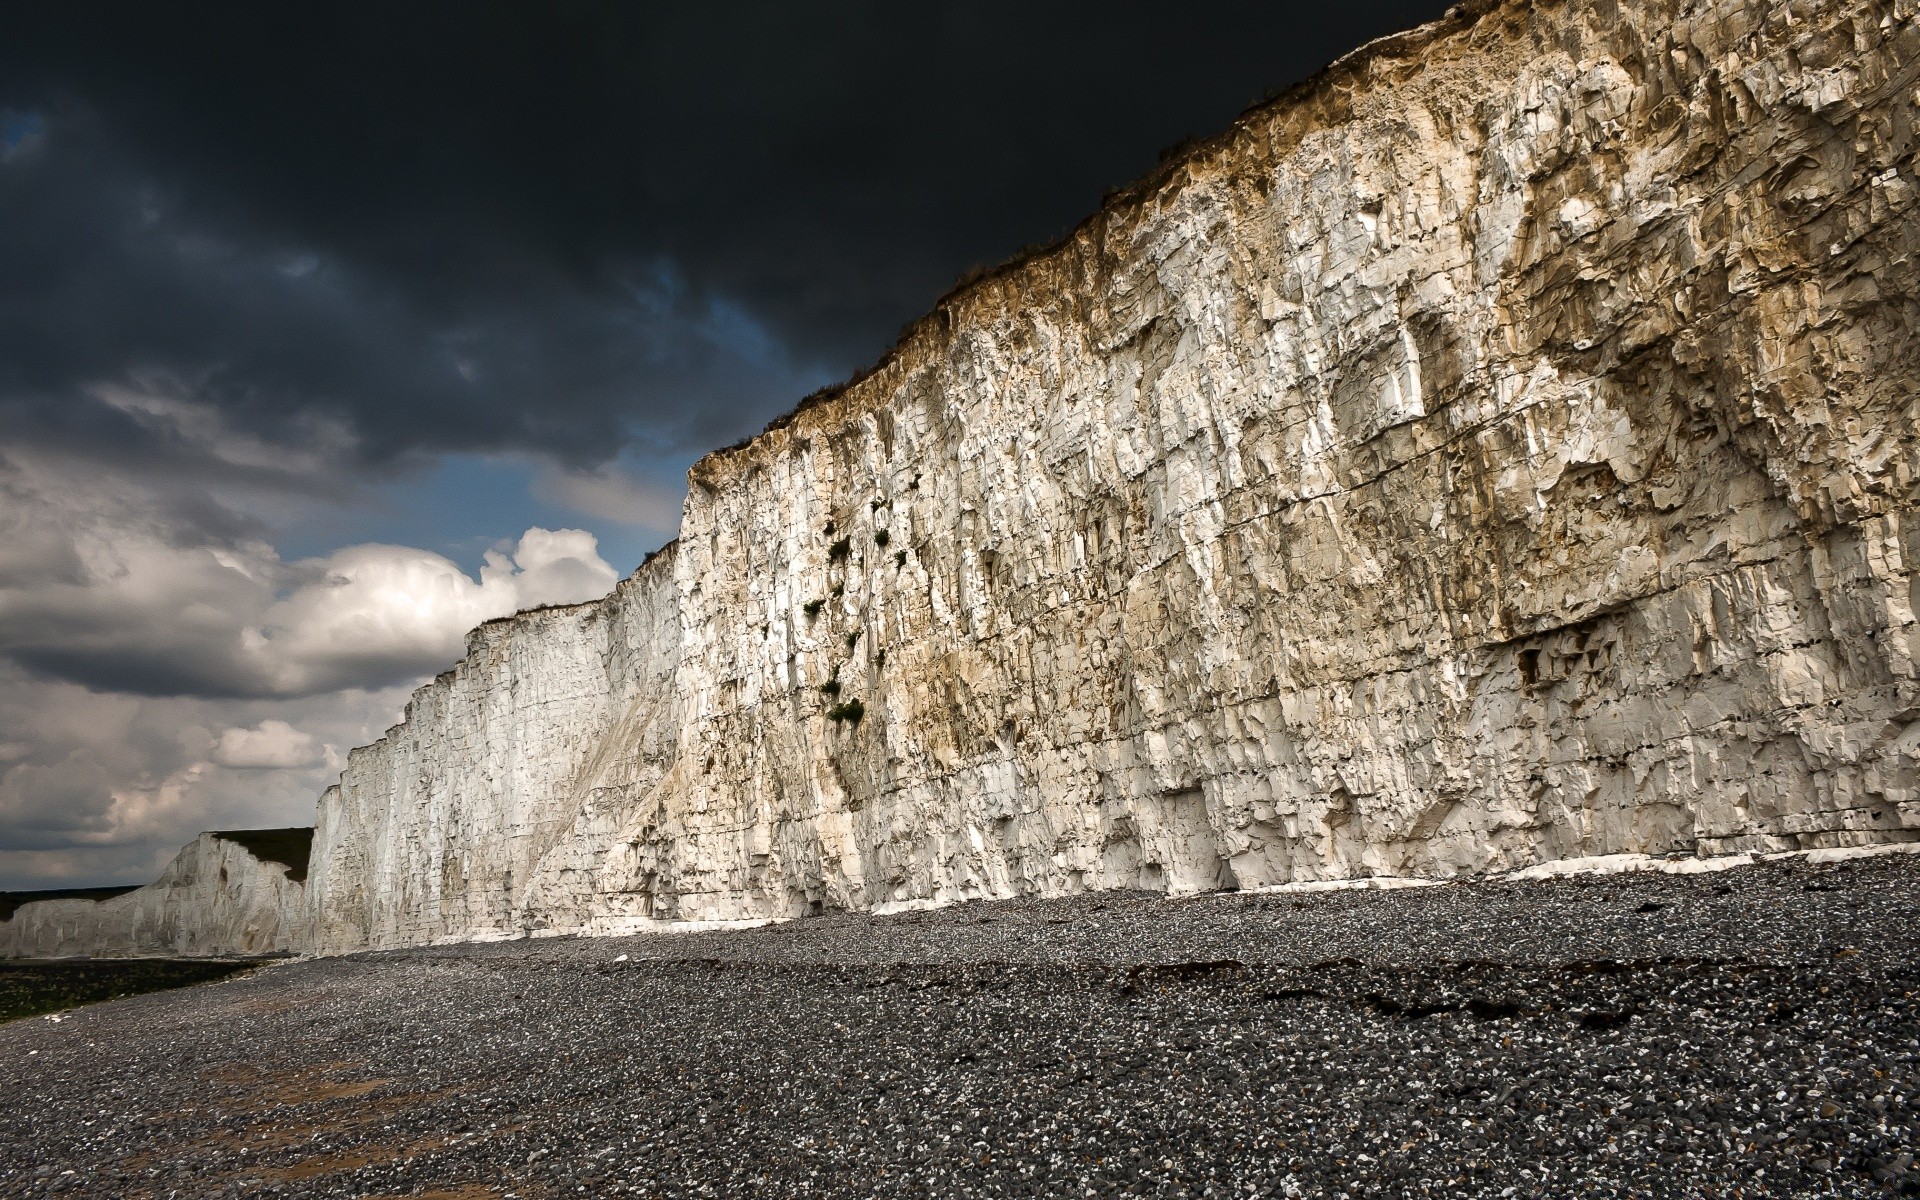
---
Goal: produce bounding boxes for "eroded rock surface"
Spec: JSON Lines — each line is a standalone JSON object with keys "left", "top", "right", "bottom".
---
{"left": 295, "top": 0, "right": 1920, "bottom": 953}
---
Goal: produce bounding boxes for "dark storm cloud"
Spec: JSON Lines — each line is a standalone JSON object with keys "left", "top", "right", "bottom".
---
{"left": 0, "top": 0, "right": 1445, "bottom": 471}
{"left": 0, "top": 99, "right": 820, "bottom": 468}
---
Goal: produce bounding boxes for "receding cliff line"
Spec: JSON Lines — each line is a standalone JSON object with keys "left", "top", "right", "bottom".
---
{"left": 281, "top": 0, "right": 1920, "bottom": 953}
{"left": 1, "top": 831, "right": 310, "bottom": 958}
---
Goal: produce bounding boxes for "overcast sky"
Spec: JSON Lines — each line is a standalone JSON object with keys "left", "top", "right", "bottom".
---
{"left": 0, "top": 0, "right": 1444, "bottom": 890}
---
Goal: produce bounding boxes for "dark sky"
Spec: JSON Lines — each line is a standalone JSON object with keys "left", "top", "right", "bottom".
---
{"left": 0, "top": 0, "right": 1444, "bottom": 887}
{"left": 2, "top": 0, "right": 1445, "bottom": 478}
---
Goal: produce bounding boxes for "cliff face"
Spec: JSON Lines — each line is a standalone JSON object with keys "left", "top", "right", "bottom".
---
{"left": 308, "top": 0, "right": 1920, "bottom": 954}
{"left": 1, "top": 833, "right": 307, "bottom": 958}
{"left": 306, "top": 560, "right": 681, "bottom": 951}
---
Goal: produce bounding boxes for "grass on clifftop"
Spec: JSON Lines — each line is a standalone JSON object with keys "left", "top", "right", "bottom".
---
{"left": 0, "top": 960, "right": 254, "bottom": 1023}
{"left": 0, "top": 887, "right": 140, "bottom": 923}
{"left": 211, "top": 827, "right": 314, "bottom": 882}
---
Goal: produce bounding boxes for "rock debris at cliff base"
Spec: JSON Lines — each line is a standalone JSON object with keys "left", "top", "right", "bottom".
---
{"left": 5, "top": 854, "right": 1917, "bottom": 1199}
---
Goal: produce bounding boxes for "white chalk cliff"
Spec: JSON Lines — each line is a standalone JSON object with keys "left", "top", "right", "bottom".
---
{"left": 13, "top": 0, "right": 1920, "bottom": 959}
{"left": 0, "top": 832, "right": 308, "bottom": 958}
{"left": 302, "top": 0, "right": 1920, "bottom": 954}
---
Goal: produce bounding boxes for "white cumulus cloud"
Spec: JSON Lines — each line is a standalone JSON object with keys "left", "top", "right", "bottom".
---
{"left": 244, "top": 527, "right": 620, "bottom": 694}
{"left": 210, "top": 719, "right": 324, "bottom": 769}
{"left": 0, "top": 436, "right": 635, "bottom": 887}
{"left": 0, "top": 447, "right": 620, "bottom": 697}
{"left": 0, "top": 661, "right": 416, "bottom": 887}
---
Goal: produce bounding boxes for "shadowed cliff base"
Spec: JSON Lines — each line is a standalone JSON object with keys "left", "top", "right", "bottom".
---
{"left": 4, "top": 854, "right": 1916, "bottom": 1198}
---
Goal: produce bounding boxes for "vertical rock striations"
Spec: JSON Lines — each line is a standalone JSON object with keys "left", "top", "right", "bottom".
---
{"left": 293, "top": 0, "right": 1920, "bottom": 953}
{"left": 306, "top": 558, "right": 682, "bottom": 951}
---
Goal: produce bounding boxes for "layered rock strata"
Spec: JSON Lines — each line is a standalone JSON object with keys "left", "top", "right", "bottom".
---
{"left": 299, "top": 0, "right": 1920, "bottom": 954}
{"left": 0, "top": 831, "right": 310, "bottom": 958}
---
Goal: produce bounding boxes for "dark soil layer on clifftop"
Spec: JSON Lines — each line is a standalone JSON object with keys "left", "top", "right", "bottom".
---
{"left": 0, "top": 889, "right": 138, "bottom": 924}
{"left": 0, "top": 960, "right": 253, "bottom": 1025}
{"left": 2, "top": 854, "right": 1917, "bottom": 1199}
{"left": 210, "top": 828, "right": 313, "bottom": 882}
